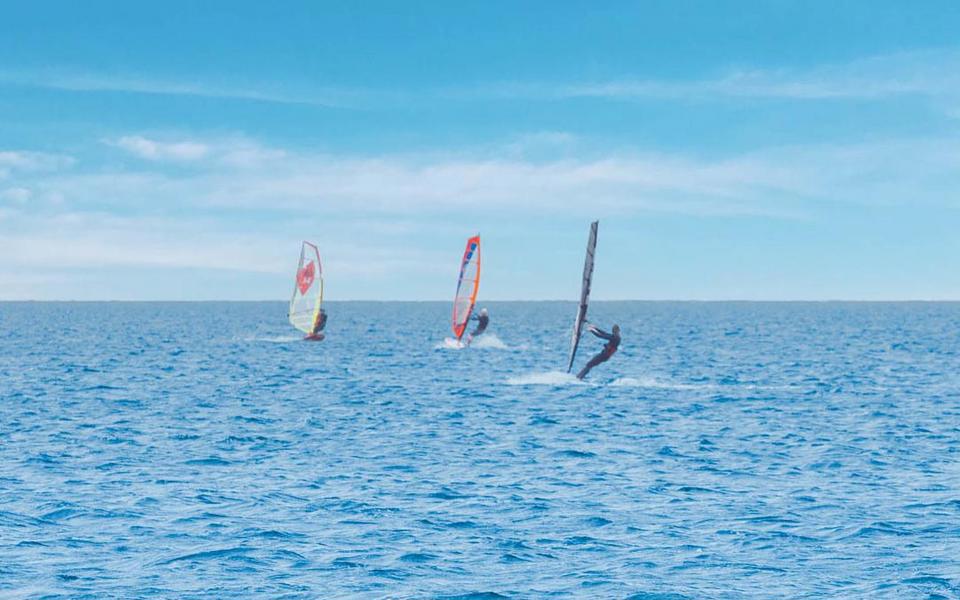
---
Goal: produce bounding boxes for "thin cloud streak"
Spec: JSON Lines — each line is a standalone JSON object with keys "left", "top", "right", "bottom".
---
{"left": 4, "top": 48, "right": 960, "bottom": 108}
{"left": 449, "top": 49, "right": 960, "bottom": 102}
{"left": 81, "top": 133, "right": 960, "bottom": 217}
{"left": 0, "top": 68, "right": 405, "bottom": 109}
{"left": 0, "top": 210, "right": 456, "bottom": 300}
{"left": 110, "top": 136, "right": 210, "bottom": 162}
{"left": 45, "top": 147, "right": 809, "bottom": 219}
{"left": 103, "top": 135, "right": 287, "bottom": 166}
{"left": 5, "top": 133, "right": 958, "bottom": 232}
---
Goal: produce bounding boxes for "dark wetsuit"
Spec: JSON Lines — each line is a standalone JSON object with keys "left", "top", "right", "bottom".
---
{"left": 470, "top": 313, "right": 489, "bottom": 338}
{"left": 576, "top": 326, "right": 621, "bottom": 380}
{"left": 305, "top": 310, "right": 327, "bottom": 341}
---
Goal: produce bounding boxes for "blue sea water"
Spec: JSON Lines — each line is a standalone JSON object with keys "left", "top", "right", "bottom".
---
{"left": 1, "top": 301, "right": 960, "bottom": 599}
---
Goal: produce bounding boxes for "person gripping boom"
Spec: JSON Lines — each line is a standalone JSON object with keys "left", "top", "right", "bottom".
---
{"left": 305, "top": 308, "right": 327, "bottom": 341}
{"left": 465, "top": 307, "right": 489, "bottom": 346}
{"left": 576, "top": 323, "right": 620, "bottom": 380}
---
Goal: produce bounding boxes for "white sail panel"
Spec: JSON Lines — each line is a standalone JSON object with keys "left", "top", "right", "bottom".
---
{"left": 289, "top": 241, "right": 323, "bottom": 334}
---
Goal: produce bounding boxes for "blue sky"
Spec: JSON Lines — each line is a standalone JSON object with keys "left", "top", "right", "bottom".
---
{"left": 1, "top": 1, "right": 959, "bottom": 300}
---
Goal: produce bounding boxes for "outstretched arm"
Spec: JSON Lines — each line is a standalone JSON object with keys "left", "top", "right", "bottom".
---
{"left": 589, "top": 326, "right": 613, "bottom": 340}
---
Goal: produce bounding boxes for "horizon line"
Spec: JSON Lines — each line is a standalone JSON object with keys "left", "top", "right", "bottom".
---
{"left": 3, "top": 299, "right": 959, "bottom": 304}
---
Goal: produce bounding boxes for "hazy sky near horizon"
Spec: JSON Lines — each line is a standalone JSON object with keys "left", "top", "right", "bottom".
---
{"left": 2, "top": 1, "right": 959, "bottom": 300}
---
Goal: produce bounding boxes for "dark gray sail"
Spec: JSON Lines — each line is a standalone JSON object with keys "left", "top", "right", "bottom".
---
{"left": 567, "top": 220, "right": 598, "bottom": 373}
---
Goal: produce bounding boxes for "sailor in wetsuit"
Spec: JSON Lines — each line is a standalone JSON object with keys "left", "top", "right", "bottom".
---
{"left": 576, "top": 323, "right": 620, "bottom": 380}
{"left": 465, "top": 308, "right": 489, "bottom": 345}
{"left": 305, "top": 308, "right": 327, "bottom": 341}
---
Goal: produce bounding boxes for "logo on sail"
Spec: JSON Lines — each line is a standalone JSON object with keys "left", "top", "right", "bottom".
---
{"left": 297, "top": 261, "right": 315, "bottom": 295}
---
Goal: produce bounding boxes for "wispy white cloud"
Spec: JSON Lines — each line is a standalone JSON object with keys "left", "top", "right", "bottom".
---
{"left": 0, "top": 212, "right": 281, "bottom": 272}
{"left": 115, "top": 135, "right": 803, "bottom": 217}
{"left": 106, "top": 135, "right": 286, "bottom": 166}
{"left": 4, "top": 132, "right": 960, "bottom": 299}
{"left": 495, "top": 131, "right": 579, "bottom": 159}
{"left": 110, "top": 135, "right": 210, "bottom": 161}
{"left": 0, "top": 187, "right": 31, "bottom": 204}
{"left": 0, "top": 208, "right": 454, "bottom": 300}
{"left": 0, "top": 68, "right": 300, "bottom": 104}
{"left": 0, "top": 68, "right": 405, "bottom": 109}
{"left": 5, "top": 48, "right": 960, "bottom": 109}
{"left": 14, "top": 133, "right": 960, "bottom": 222}
{"left": 456, "top": 48, "right": 960, "bottom": 103}
{"left": 0, "top": 150, "right": 74, "bottom": 179}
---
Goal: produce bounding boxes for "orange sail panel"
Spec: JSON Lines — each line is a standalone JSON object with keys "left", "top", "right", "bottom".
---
{"left": 452, "top": 235, "right": 481, "bottom": 340}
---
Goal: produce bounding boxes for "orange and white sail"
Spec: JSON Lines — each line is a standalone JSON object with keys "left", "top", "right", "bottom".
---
{"left": 452, "top": 235, "right": 481, "bottom": 341}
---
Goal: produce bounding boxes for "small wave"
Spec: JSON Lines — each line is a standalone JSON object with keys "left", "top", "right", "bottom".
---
{"left": 0, "top": 510, "right": 51, "bottom": 528}
{"left": 507, "top": 371, "right": 588, "bottom": 386}
{"left": 500, "top": 553, "right": 530, "bottom": 563}
{"left": 241, "top": 335, "right": 302, "bottom": 343}
{"left": 241, "top": 528, "right": 306, "bottom": 540}
{"left": 609, "top": 376, "right": 711, "bottom": 390}
{"left": 399, "top": 552, "right": 437, "bottom": 563}
{"left": 158, "top": 546, "right": 250, "bottom": 565}
{"left": 556, "top": 449, "right": 596, "bottom": 458}
{"left": 184, "top": 457, "right": 231, "bottom": 466}
{"left": 369, "top": 567, "right": 408, "bottom": 580}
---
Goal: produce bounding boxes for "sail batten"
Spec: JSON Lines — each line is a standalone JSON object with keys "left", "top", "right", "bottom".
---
{"left": 289, "top": 241, "right": 323, "bottom": 334}
{"left": 452, "top": 235, "right": 481, "bottom": 340}
{"left": 567, "top": 221, "right": 598, "bottom": 372}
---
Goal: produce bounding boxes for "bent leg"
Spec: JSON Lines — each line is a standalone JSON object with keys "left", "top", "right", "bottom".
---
{"left": 577, "top": 352, "right": 609, "bottom": 380}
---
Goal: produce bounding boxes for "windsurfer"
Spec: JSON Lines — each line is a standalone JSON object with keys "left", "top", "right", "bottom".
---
{"left": 576, "top": 323, "right": 620, "bottom": 380}
{"left": 465, "top": 308, "right": 489, "bottom": 345}
{"left": 305, "top": 308, "right": 327, "bottom": 341}
{"left": 471, "top": 308, "right": 489, "bottom": 337}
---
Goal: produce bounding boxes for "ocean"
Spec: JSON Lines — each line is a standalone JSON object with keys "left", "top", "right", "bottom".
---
{"left": 1, "top": 301, "right": 959, "bottom": 599}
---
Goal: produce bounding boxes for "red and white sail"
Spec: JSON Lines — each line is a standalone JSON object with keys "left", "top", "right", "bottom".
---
{"left": 289, "top": 241, "right": 323, "bottom": 334}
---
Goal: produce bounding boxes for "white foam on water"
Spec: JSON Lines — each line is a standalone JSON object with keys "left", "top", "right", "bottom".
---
{"left": 608, "top": 376, "right": 715, "bottom": 390}
{"left": 468, "top": 333, "right": 509, "bottom": 349}
{"left": 241, "top": 335, "right": 303, "bottom": 343}
{"left": 436, "top": 338, "right": 466, "bottom": 350}
{"left": 608, "top": 377, "right": 646, "bottom": 387}
{"left": 436, "top": 334, "right": 509, "bottom": 350}
{"left": 506, "top": 371, "right": 590, "bottom": 386}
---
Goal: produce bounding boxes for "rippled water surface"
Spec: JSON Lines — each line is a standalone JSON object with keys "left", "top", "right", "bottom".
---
{"left": 2, "top": 301, "right": 960, "bottom": 599}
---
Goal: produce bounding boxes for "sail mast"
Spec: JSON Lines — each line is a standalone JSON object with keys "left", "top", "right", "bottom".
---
{"left": 567, "top": 221, "right": 598, "bottom": 372}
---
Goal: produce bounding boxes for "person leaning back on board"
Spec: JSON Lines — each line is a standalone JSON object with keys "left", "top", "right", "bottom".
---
{"left": 576, "top": 323, "right": 620, "bottom": 380}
